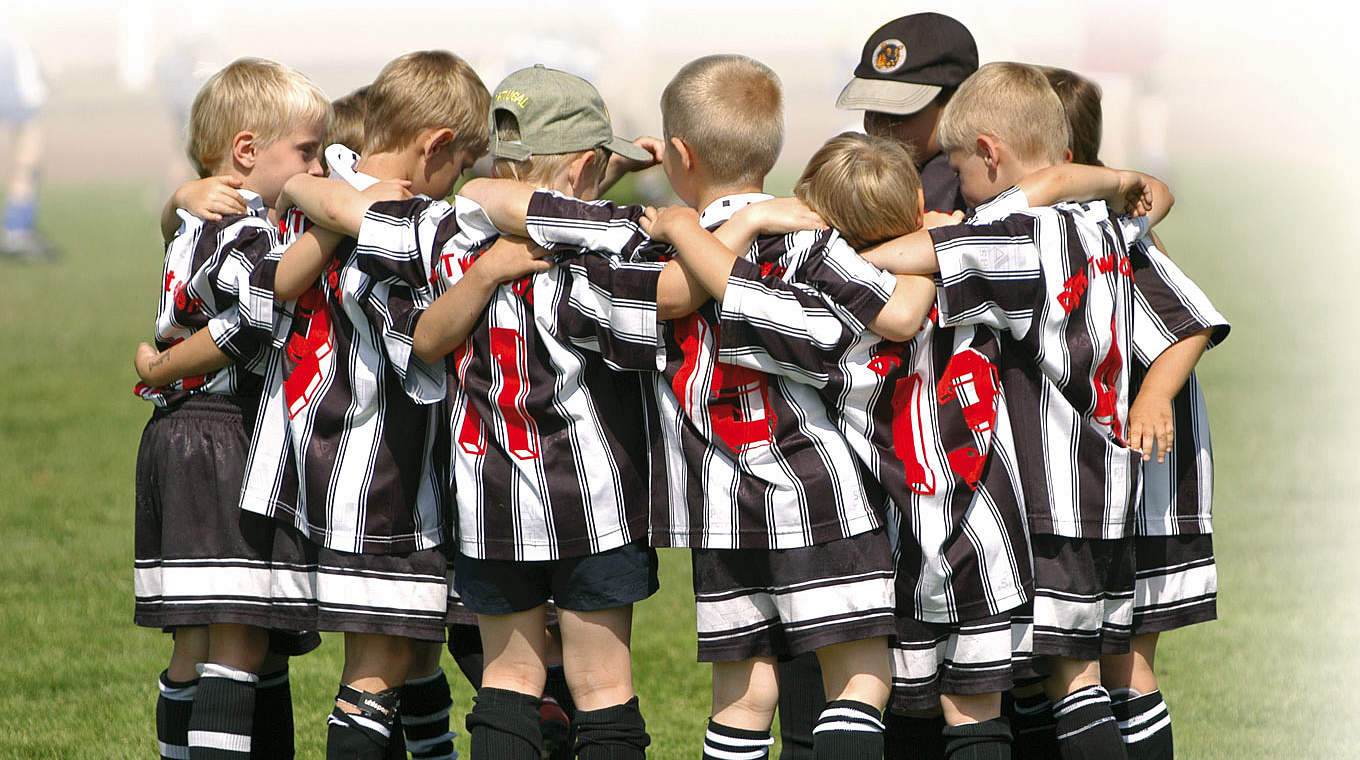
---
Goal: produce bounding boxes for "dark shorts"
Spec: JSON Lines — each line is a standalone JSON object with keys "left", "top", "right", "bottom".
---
{"left": 311, "top": 545, "right": 451, "bottom": 642}
{"left": 1132, "top": 533, "right": 1217, "bottom": 635}
{"left": 691, "top": 528, "right": 897, "bottom": 662}
{"left": 1015, "top": 535, "right": 1136, "bottom": 661}
{"left": 133, "top": 394, "right": 313, "bottom": 633}
{"left": 454, "top": 541, "right": 658, "bottom": 616}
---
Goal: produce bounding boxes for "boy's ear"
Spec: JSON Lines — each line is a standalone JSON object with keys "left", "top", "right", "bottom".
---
{"left": 916, "top": 187, "right": 926, "bottom": 218}
{"left": 231, "top": 131, "right": 257, "bottom": 170}
{"left": 976, "top": 135, "right": 1001, "bottom": 177}
{"left": 1064, "top": 147, "right": 1074, "bottom": 164}
{"left": 423, "top": 128, "right": 455, "bottom": 159}
{"left": 669, "top": 136, "right": 695, "bottom": 173}
{"left": 567, "top": 150, "right": 598, "bottom": 194}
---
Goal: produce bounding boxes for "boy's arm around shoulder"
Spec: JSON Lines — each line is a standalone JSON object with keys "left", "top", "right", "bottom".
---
{"left": 135, "top": 331, "right": 232, "bottom": 387}
{"left": 280, "top": 174, "right": 412, "bottom": 238}
{"left": 160, "top": 176, "right": 246, "bottom": 242}
{"left": 1017, "top": 164, "right": 1174, "bottom": 226}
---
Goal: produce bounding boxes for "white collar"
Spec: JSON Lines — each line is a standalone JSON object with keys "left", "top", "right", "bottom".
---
{"left": 698, "top": 192, "right": 774, "bottom": 228}
{"left": 236, "top": 188, "right": 268, "bottom": 218}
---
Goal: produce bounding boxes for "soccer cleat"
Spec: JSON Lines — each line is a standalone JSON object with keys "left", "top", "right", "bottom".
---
{"left": 0, "top": 229, "right": 57, "bottom": 261}
{"left": 539, "top": 696, "right": 572, "bottom": 760}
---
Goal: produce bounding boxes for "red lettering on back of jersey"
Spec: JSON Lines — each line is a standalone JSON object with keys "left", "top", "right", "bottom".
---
{"left": 282, "top": 288, "right": 334, "bottom": 419}
{"left": 1091, "top": 313, "right": 1124, "bottom": 440}
{"left": 937, "top": 349, "right": 1000, "bottom": 434}
{"left": 890, "top": 373, "right": 936, "bottom": 496}
{"left": 489, "top": 327, "right": 540, "bottom": 460}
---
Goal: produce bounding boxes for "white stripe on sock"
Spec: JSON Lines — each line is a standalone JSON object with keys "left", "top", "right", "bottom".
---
{"left": 1118, "top": 702, "right": 1169, "bottom": 732}
{"left": 816, "top": 706, "right": 885, "bottom": 731}
{"left": 704, "top": 729, "right": 774, "bottom": 748}
{"left": 1123, "top": 713, "right": 1173, "bottom": 744}
{"left": 349, "top": 713, "right": 391, "bottom": 738}
{"left": 187, "top": 730, "right": 251, "bottom": 752}
{"left": 1055, "top": 715, "right": 1115, "bottom": 741}
{"left": 1053, "top": 686, "right": 1109, "bottom": 718}
{"left": 196, "top": 663, "right": 260, "bottom": 684}
{"left": 157, "top": 741, "right": 190, "bottom": 759}
{"left": 402, "top": 708, "right": 452, "bottom": 726}
{"left": 406, "top": 731, "right": 455, "bottom": 752}
{"left": 703, "top": 744, "right": 770, "bottom": 760}
{"left": 812, "top": 720, "right": 884, "bottom": 734}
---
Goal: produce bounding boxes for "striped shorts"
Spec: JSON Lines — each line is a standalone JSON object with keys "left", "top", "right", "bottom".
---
{"left": 1131, "top": 534, "right": 1217, "bottom": 635}
{"left": 691, "top": 528, "right": 896, "bottom": 662}
{"left": 310, "top": 545, "right": 451, "bottom": 642}
{"left": 133, "top": 394, "right": 313, "bottom": 634}
{"left": 1012, "top": 535, "right": 1136, "bottom": 661}
{"left": 889, "top": 611, "right": 1032, "bottom": 713}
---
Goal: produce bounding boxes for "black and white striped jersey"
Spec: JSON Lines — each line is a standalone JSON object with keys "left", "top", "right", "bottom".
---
{"left": 715, "top": 253, "right": 1031, "bottom": 624}
{"left": 525, "top": 190, "right": 898, "bottom": 551}
{"left": 238, "top": 191, "right": 451, "bottom": 556}
{"left": 135, "top": 190, "right": 291, "bottom": 407}
{"left": 352, "top": 195, "right": 665, "bottom": 561}
{"left": 1128, "top": 237, "right": 1229, "bottom": 536}
{"left": 930, "top": 187, "right": 1150, "bottom": 539}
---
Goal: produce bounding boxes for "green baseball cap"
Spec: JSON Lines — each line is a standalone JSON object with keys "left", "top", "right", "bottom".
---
{"left": 489, "top": 65, "right": 651, "bottom": 163}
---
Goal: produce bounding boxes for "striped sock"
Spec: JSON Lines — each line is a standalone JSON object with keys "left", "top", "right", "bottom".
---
{"left": 942, "top": 717, "right": 1012, "bottom": 760}
{"left": 400, "top": 669, "right": 456, "bottom": 760}
{"left": 1110, "top": 690, "right": 1172, "bottom": 760}
{"left": 1052, "top": 686, "right": 1127, "bottom": 760}
{"left": 188, "top": 663, "right": 258, "bottom": 759}
{"left": 250, "top": 668, "right": 294, "bottom": 760}
{"left": 702, "top": 720, "right": 773, "bottom": 760}
{"left": 327, "top": 685, "right": 402, "bottom": 760}
{"left": 1009, "top": 691, "right": 1057, "bottom": 760}
{"left": 811, "top": 700, "right": 885, "bottom": 760}
{"left": 156, "top": 671, "right": 197, "bottom": 760}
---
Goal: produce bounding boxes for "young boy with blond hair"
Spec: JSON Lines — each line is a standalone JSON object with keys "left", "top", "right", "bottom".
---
{"left": 132, "top": 56, "right": 330, "bottom": 760}
{"left": 859, "top": 60, "right": 1176, "bottom": 760}
{"left": 462, "top": 54, "right": 940, "bottom": 760}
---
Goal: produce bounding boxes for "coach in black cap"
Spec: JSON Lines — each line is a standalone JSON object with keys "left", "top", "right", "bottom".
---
{"left": 836, "top": 12, "right": 978, "bottom": 213}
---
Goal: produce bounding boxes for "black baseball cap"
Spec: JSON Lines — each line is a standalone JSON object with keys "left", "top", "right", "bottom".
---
{"left": 836, "top": 13, "right": 979, "bottom": 115}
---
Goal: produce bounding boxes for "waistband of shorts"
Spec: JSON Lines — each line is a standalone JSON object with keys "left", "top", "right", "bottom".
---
{"left": 152, "top": 393, "right": 260, "bottom": 422}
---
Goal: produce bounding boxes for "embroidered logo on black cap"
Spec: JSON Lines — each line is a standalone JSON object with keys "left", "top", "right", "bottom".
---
{"left": 872, "top": 39, "right": 907, "bottom": 73}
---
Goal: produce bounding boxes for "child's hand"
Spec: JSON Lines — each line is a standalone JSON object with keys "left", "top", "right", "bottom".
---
{"left": 1109, "top": 171, "right": 1151, "bottom": 217}
{"left": 923, "top": 210, "right": 964, "bottom": 229}
{"left": 134, "top": 342, "right": 163, "bottom": 385}
{"left": 1127, "top": 391, "right": 1174, "bottom": 463}
{"left": 470, "top": 236, "right": 554, "bottom": 285}
{"left": 615, "top": 136, "right": 665, "bottom": 173}
{"left": 175, "top": 176, "right": 246, "bottom": 222}
{"left": 733, "top": 197, "right": 827, "bottom": 236}
{"left": 640, "top": 205, "right": 701, "bottom": 244}
{"left": 359, "top": 179, "right": 413, "bottom": 205}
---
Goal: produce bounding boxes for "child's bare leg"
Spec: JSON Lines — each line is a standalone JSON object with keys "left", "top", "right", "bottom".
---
{"left": 2, "top": 121, "right": 52, "bottom": 259}
{"left": 168, "top": 625, "right": 208, "bottom": 682}
{"left": 940, "top": 692, "right": 1000, "bottom": 725}
{"left": 188, "top": 623, "right": 270, "bottom": 758}
{"left": 1102, "top": 634, "right": 1171, "bottom": 760}
{"left": 812, "top": 637, "right": 890, "bottom": 759}
{"left": 468, "top": 608, "right": 549, "bottom": 759}
{"left": 705, "top": 657, "right": 780, "bottom": 760}
{"left": 400, "top": 641, "right": 456, "bottom": 760}
{"left": 1045, "top": 656, "right": 1128, "bottom": 760}
{"left": 328, "top": 632, "right": 415, "bottom": 760}
{"left": 558, "top": 605, "right": 650, "bottom": 759}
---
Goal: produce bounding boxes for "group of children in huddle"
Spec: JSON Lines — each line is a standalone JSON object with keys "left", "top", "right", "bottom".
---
{"left": 131, "top": 11, "right": 1227, "bottom": 760}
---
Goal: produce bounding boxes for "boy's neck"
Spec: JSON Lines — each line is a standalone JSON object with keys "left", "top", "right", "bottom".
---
{"left": 692, "top": 182, "right": 766, "bottom": 215}
{"left": 356, "top": 151, "right": 416, "bottom": 183}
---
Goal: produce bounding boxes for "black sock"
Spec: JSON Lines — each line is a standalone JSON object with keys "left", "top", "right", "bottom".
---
{"left": 400, "top": 669, "right": 455, "bottom": 760}
{"left": 1052, "top": 686, "right": 1128, "bottom": 760}
{"left": 188, "top": 663, "right": 258, "bottom": 759}
{"left": 251, "top": 668, "right": 294, "bottom": 760}
{"left": 703, "top": 720, "right": 773, "bottom": 760}
{"left": 446, "top": 624, "right": 484, "bottom": 689}
{"left": 1009, "top": 690, "right": 1057, "bottom": 760}
{"left": 572, "top": 696, "right": 650, "bottom": 760}
{"left": 157, "top": 671, "right": 197, "bottom": 760}
{"left": 326, "top": 685, "right": 402, "bottom": 760}
{"left": 811, "top": 699, "right": 884, "bottom": 760}
{"left": 466, "top": 687, "right": 542, "bottom": 760}
{"left": 543, "top": 664, "right": 576, "bottom": 717}
{"left": 943, "top": 717, "right": 1012, "bottom": 760}
{"left": 776, "top": 653, "right": 823, "bottom": 760}
{"left": 884, "top": 713, "right": 946, "bottom": 760}
{"left": 1110, "top": 691, "right": 1172, "bottom": 760}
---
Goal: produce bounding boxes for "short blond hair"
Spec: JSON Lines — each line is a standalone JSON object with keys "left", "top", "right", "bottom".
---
{"left": 327, "top": 85, "right": 370, "bottom": 155}
{"left": 795, "top": 133, "right": 922, "bottom": 250}
{"left": 660, "top": 55, "right": 783, "bottom": 188}
{"left": 363, "top": 51, "right": 490, "bottom": 157}
{"left": 490, "top": 110, "right": 607, "bottom": 189}
{"left": 937, "top": 62, "right": 1070, "bottom": 166}
{"left": 186, "top": 57, "right": 331, "bottom": 178}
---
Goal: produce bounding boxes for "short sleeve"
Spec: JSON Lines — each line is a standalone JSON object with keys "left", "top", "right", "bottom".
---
{"left": 930, "top": 212, "right": 1046, "bottom": 338}
{"left": 205, "top": 223, "right": 285, "bottom": 370}
{"left": 1130, "top": 238, "right": 1230, "bottom": 365}
{"left": 525, "top": 190, "right": 655, "bottom": 259}
{"left": 554, "top": 253, "right": 667, "bottom": 371}
{"left": 792, "top": 233, "right": 899, "bottom": 333}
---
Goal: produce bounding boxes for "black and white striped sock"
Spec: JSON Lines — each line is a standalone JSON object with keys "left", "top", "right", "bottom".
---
{"left": 702, "top": 719, "right": 773, "bottom": 760}
{"left": 811, "top": 700, "right": 885, "bottom": 760}
{"left": 188, "top": 663, "right": 258, "bottom": 759}
{"left": 156, "top": 671, "right": 196, "bottom": 760}
{"left": 326, "top": 685, "right": 402, "bottom": 760}
{"left": 400, "top": 669, "right": 456, "bottom": 760}
{"left": 1110, "top": 690, "right": 1172, "bottom": 760}
{"left": 1052, "top": 685, "right": 1127, "bottom": 760}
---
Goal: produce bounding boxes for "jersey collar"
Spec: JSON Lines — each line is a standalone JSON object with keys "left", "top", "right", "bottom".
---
{"left": 698, "top": 192, "right": 774, "bottom": 229}
{"left": 236, "top": 188, "right": 268, "bottom": 219}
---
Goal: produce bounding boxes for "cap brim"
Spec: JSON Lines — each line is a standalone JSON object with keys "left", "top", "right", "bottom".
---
{"left": 605, "top": 136, "right": 653, "bottom": 163}
{"left": 835, "top": 78, "right": 941, "bottom": 115}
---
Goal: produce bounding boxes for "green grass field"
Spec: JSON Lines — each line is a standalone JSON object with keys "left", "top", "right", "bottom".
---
{"left": 2, "top": 167, "right": 1356, "bottom": 758}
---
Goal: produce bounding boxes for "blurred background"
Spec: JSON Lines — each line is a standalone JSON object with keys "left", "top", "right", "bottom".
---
{"left": 1, "top": 0, "right": 1357, "bottom": 757}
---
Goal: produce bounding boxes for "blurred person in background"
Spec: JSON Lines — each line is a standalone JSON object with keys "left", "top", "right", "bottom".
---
{"left": 0, "top": 18, "right": 54, "bottom": 260}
